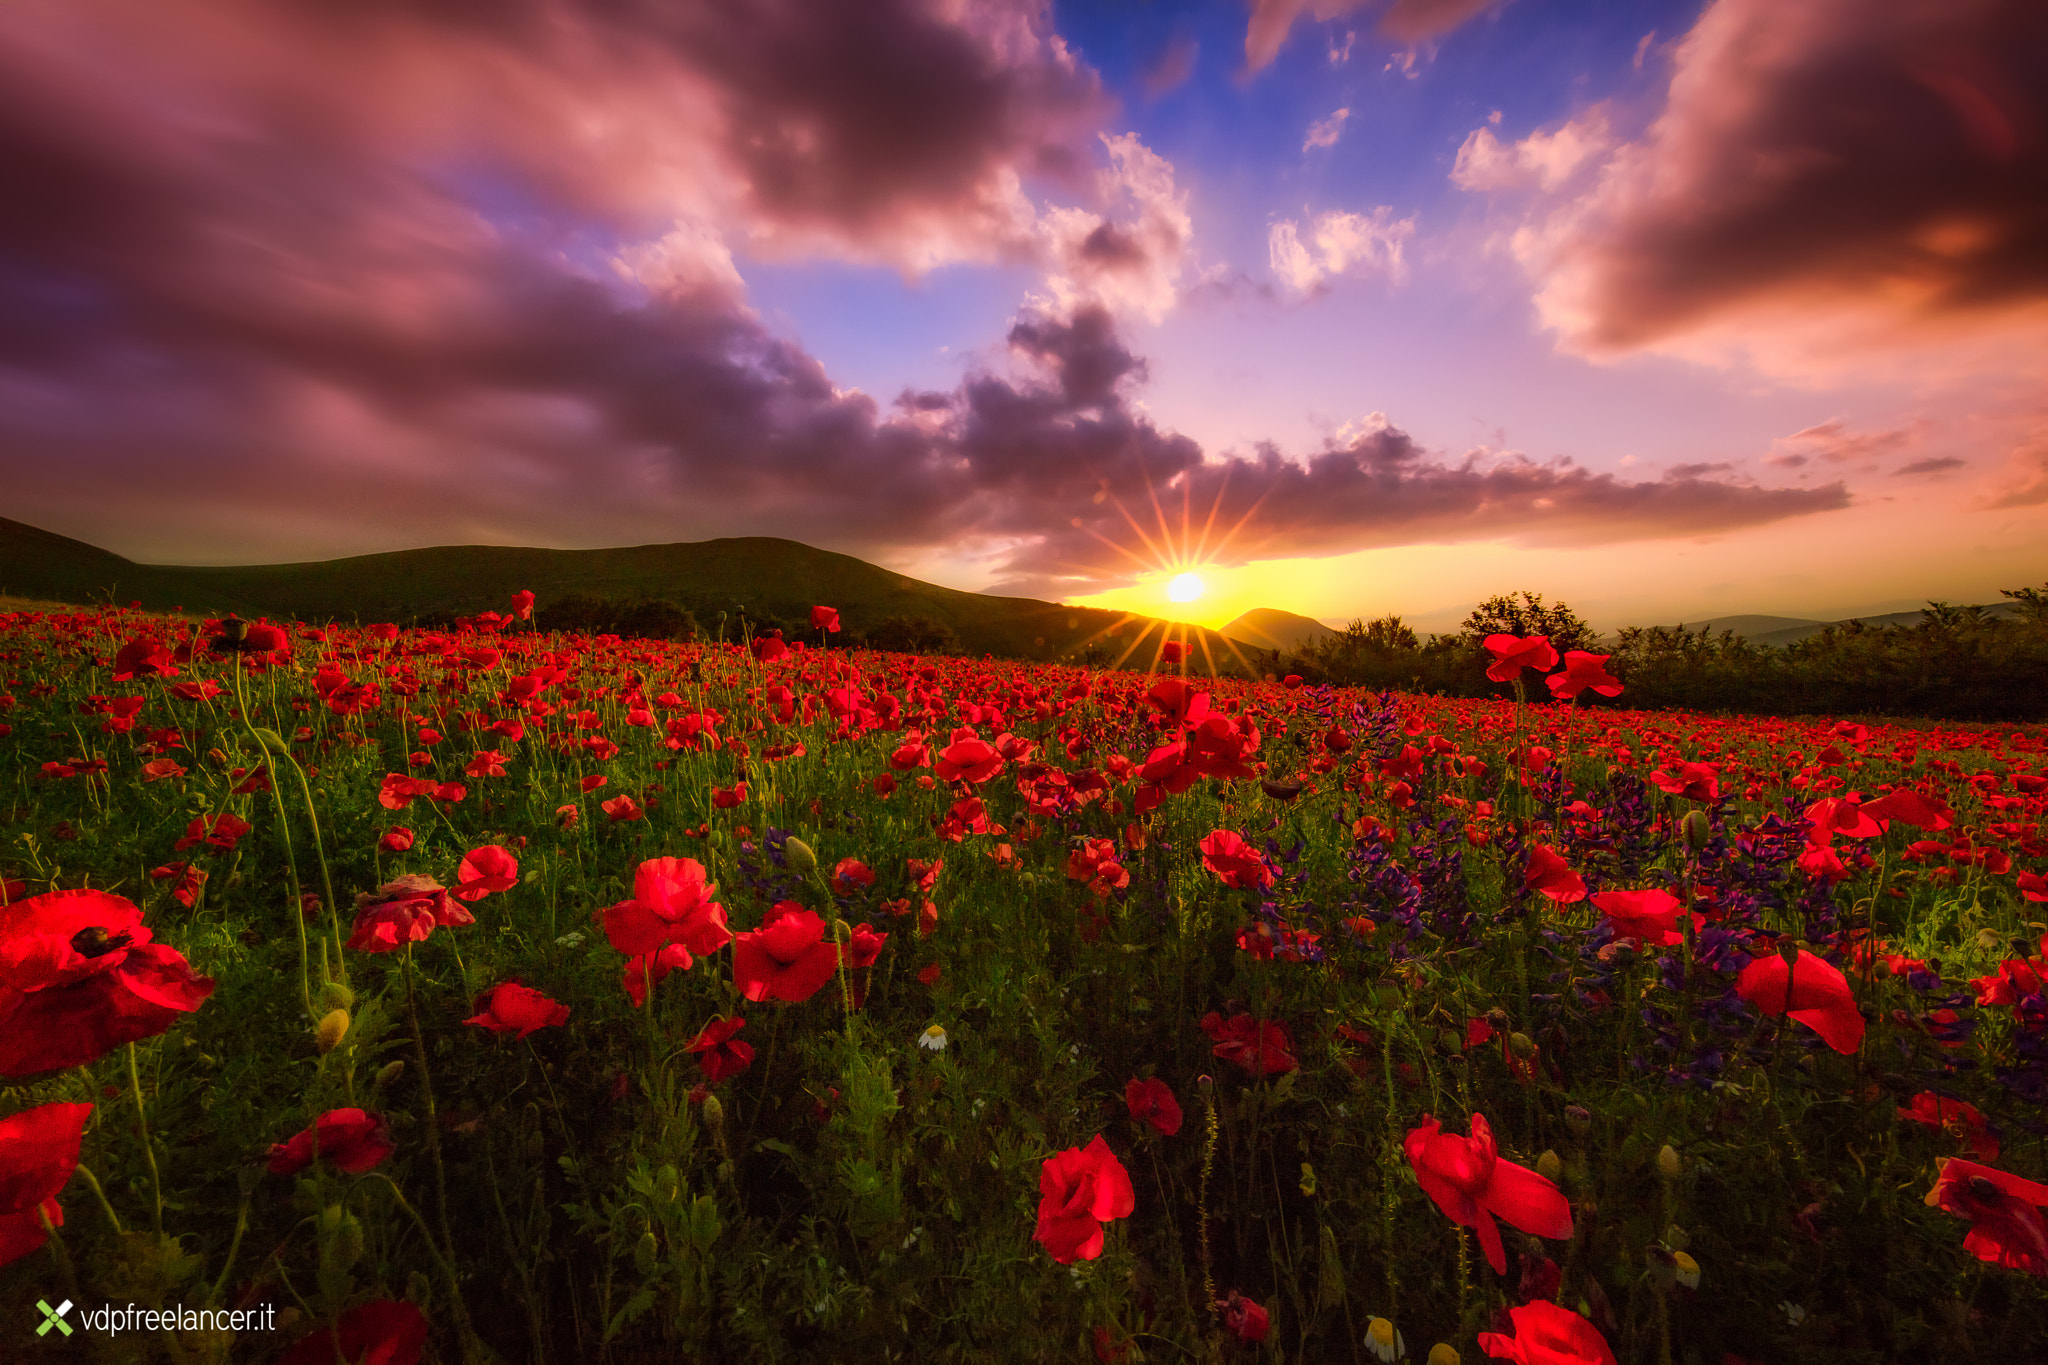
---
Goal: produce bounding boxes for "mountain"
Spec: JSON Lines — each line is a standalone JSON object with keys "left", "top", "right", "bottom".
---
{"left": 1219, "top": 607, "right": 1339, "bottom": 652}
{"left": 0, "top": 517, "right": 1273, "bottom": 669}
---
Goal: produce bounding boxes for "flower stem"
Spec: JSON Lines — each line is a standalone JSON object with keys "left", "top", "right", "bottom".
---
{"left": 127, "top": 1043, "right": 164, "bottom": 1236}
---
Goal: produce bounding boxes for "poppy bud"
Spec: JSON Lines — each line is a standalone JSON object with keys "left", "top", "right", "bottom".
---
{"left": 1565, "top": 1105, "right": 1592, "bottom": 1135}
{"left": 1778, "top": 938, "right": 1803, "bottom": 968}
{"left": 1438, "top": 1029, "right": 1464, "bottom": 1054}
{"left": 1682, "top": 809, "right": 1710, "bottom": 851}
{"left": 701, "top": 1093, "right": 725, "bottom": 1134}
{"left": 315, "top": 1008, "right": 350, "bottom": 1053}
{"left": 1429, "top": 1347, "right": 1462, "bottom": 1365}
{"left": 1537, "top": 1150, "right": 1563, "bottom": 1183}
{"left": 252, "top": 727, "right": 288, "bottom": 752}
{"left": 1509, "top": 1031, "right": 1536, "bottom": 1058}
{"left": 318, "top": 979, "right": 355, "bottom": 1013}
{"left": 783, "top": 836, "right": 818, "bottom": 877}
{"left": 634, "top": 1229, "right": 659, "bottom": 1274}
{"left": 320, "top": 1206, "right": 365, "bottom": 1271}
{"left": 374, "top": 1060, "right": 405, "bottom": 1090}
{"left": 1657, "top": 1144, "right": 1682, "bottom": 1180}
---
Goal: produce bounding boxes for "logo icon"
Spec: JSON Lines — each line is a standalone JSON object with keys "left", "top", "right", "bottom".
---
{"left": 36, "top": 1299, "right": 74, "bottom": 1337}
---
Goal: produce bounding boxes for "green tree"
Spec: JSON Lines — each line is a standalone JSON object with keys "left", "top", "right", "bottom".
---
{"left": 1457, "top": 591, "right": 1598, "bottom": 653}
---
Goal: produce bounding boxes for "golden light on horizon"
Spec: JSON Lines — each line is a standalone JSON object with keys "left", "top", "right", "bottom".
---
{"left": 1166, "top": 571, "right": 1205, "bottom": 603}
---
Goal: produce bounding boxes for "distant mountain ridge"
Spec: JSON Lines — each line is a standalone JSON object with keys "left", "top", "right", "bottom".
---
{"left": 1219, "top": 607, "right": 1338, "bottom": 652}
{"left": 1645, "top": 604, "right": 2026, "bottom": 648}
{"left": 0, "top": 517, "right": 1277, "bottom": 667}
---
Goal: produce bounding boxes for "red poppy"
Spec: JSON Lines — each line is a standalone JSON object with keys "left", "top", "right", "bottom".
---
{"left": 846, "top": 924, "right": 888, "bottom": 968}
{"left": 602, "top": 794, "right": 645, "bottom": 822}
{"left": 454, "top": 844, "right": 519, "bottom": 902}
{"left": 602, "top": 857, "right": 731, "bottom": 959}
{"left": 464, "top": 981, "right": 568, "bottom": 1039}
{"left": 346, "top": 876, "right": 473, "bottom": 953}
{"left": 1484, "top": 634, "right": 1558, "bottom": 683}
{"left": 1861, "top": 788, "right": 1954, "bottom": 831}
{"left": 266, "top": 1109, "right": 395, "bottom": 1175}
{"left": 464, "top": 749, "right": 508, "bottom": 778}
{"left": 888, "top": 740, "right": 930, "bottom": 771}
{"left": 935, "top": 736, "right": 1004, "bottom": 784}
{"left": 811, "top": 605, "right": 841, "bottom": 633}
{"left": 1199, "top": 829, "right": 1274, "bottom": 890}
{"left": 1218, "top": 1292, "right": 1270, "bottom": 1342}
{"left": 275, "top": 1299, "right": 429, "bottom": 1365}
{"left": 750, "top": 632, "right": 788, "bottom": 662}
{"left": 1546, "top": 651, "right": 1622, "bottom": 700}
{"left": 0, "top": 889, "right": 214, "bottom": 1078}
{"left": 1898, "top": 1093, "right": 2000, "bottom": 1161}
{"left": 830, "top": 858, "right": 876, "bottom": 896}
{"left": 1034, "top": 1134, "right": 1134, "bottom": 1264}
{"left": 174, "top": 812, "right": 253, "bottom": 852}
{"left": 1476, "top": 1300, "right": 1616, "bottom": 1365}
{"left": 1805, "top": 795, "right": 1881, "bottom": 843}
{"left": 1405, "top": 1112, "right": 1573, "bottom": 1275}
{"left": 0, "top": 1101, "right": 91, "bottom": 1268}
{"left": 511, "top": 590, "right": 535, "bottom": 621}
{"left": 685, "top": 1016, "right": 755, "bottom": 1082}
{"left": 1734, "top": 949, "right": 1865, "bottom": 1053}
{"left": 112, "top": 635, "right": 178, "bottom": 681}
{"left": 712, "top": 782, "right": 748, "bottom": 809}
{"left": 1590, "top": 888, "right": 1687, "bottom": 947}
{"left": 1523, "top": 845, "right": 1585, "bottom": 904}
{"left": 378, "top": 773, "right": 435, "bottom": 810}
{"left": 1925, "top": 1157, "right": 2048, "bottom": 1276}
{"left": 2018, "top": 872, "right": 2048, "bottom": 904}
{"left": 622, "top": 944, "right": 693, "bottom": 1008}
{"left": 732, "top": 904, "right": 845, "bottom": 1003}
{"left": 379, "top": 827, "right": 415, "bottom": 853}
{"left": 1650, "top": 762, "right": 1721, "bottom": 801}
{"left": 1125, "top": 1077, "right": 1182, "bottom": 1136}
{"left": 1201, "top": 1011, "right": 1298, "bottom": 1076}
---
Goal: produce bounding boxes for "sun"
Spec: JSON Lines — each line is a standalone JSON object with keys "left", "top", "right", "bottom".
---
{"left": 1167, "top": 572, "right": 1205, "bottom": 603}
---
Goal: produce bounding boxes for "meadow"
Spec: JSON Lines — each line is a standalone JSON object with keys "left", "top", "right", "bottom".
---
{"left": 1, "top": 600, "right": 2045, "bottom": 1364}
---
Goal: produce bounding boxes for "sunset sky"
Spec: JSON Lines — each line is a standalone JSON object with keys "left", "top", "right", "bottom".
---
{"left": 3, "top": 0, "right": 2044, "bottom": 633}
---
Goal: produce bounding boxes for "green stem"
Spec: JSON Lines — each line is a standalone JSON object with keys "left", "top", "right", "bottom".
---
{"left": 128, "top": 1043, "right": 164, "bottom": 1236}
{"left": 71, "top": 1161, "right": 125, "bottom": 1235}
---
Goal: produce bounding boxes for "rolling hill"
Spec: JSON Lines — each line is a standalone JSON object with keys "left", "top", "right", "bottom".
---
{"left": 0, "top": 517, "right": 1285, "bottom": 669}
{"left": 1218, "top": 607, "right": 1339, "bottom": 653}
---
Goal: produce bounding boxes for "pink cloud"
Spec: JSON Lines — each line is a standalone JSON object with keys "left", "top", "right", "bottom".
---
{"left": 1508, "top": 0, "right": 2048, "bottom": 363}
{"left": 1245, "top": 1, "right": 1500, "bottom": 71}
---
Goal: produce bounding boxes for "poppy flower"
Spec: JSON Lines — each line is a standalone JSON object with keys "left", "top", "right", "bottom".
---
{"left": 266, "top": 1109, "right": 395, "bottom": 1175}
{"left": 0, "top": 889, "right": 215, "bottom": 1078}
{"left": 1405, "top": 1112, "right": 1573, "bottom": 1275}
{"left": 1483, "top": 634, "right": 1558, "bottom": 683}
{"left": 1125, "top": 1077, "right": 1182, "bottom": 1136}
{"left": 935, "top": 737, "right": 1004, "bottom": 784}
{"left": 846, "top": 924, "right": 888, "bottom": 968}
{"left": 1590, "top": 889, "right": 1687, "bottom": 947}
{"left": 830, "top": 858, "right": 876, "bottom": 896}
{"left": 1034, "top": 1134, "right": 1134, "bottom": 1264}
{"left": 712, "top": 782, "right": 748, "bottom": 809}
{"left": 1734, "top": 949, "right": 1865, "bottom": 1053}
{"left": 112, "top": 635, "right": 178, "bottom": 681}
{"left": 1924, "top": 1157, "right": 2048, "bottom": 1276}
{"left": 1861, "top": 788, "right": 1954, "bottom": 831}
{"left": 732, "top": 904, "right": 845, "bottom": 1003}
{"left": 275, "top": 1299, "right": 429, "bottom": 1365}
{"left": 2018, "top": 872, "right": 2048, "bottom": 904}
{"left": 1898, "top": 1093, "right": 2000, "bottom": 1161}
{"left": 1476, "top": 1300, "right": 1616, "bottom": 1365}
{"left": 602, "top": 857, "right": 731, "bottom": 959}
{"left": 1546, "top": 651, "right": 1622, "bottom": 701}
{"left": 1218, "top": 1292, "right": 1270, "bottom": 1342}
{"left": 346, "top": 876, "right": 473, "bottom": 953}
{"left": 1805, "top": 795, "right": 1881, "bottom": 843}
{"left": 1201, "top": 1011, "right": 1298, "bottom": 1076}
{"left": 464, "top": 981, "right": 568, "bottom": 1040}
{"left": 1199, "top": 829, "right": 1275, "bottom": 890}
{"left": 1650, "top": 762, "right": 1721, "bottom": 801}
{"left": 511, "top": 590, "right": 535, "bottom": 621}
{"left": 0, "top": 1101, "right": 91, "bottom": 1268}
{"left": 811, "top": 605, "right": 841, "bottom": 633}
{"left": 684, "top": 1016, "right": 755, "bottom": 1082}
{"left": 602, "top": 794, "right": 645, "bottom": 822}
{"left": 379, "top": 827, "right": 415, "bottom": 854}
{"left": 622, "top": 944, "right": 693, "bottom": 1008}
{"left": 454, "top": 844, "right": 519, "bottom": 902}
{"left": 1523, "top": 845, "right": 1585, "bottom": 904}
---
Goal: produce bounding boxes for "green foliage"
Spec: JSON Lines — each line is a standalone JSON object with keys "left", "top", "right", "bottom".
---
{"left": 537, "top": 593, "right": 700, "bottom": 641}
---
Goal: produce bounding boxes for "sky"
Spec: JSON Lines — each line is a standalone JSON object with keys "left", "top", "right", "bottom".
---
{"left": 2, "top": 0, "right": 2044, "bottom": 634}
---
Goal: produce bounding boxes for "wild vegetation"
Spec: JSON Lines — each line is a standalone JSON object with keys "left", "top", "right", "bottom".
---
{"left": 1, "top": 600, "right": 2045, "bottom": 1364}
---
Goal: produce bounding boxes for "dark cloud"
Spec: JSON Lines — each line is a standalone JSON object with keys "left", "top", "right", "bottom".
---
{"left": 1896, "top": 457, "right": 1966, "bottom": 476}
{"left": 1542, "top": 0, "right": 2048, "bottom": 351}
{"left": 1142, "top": 34, "right": 1198, "bottom": 99}
{"left": 1244, "top": 1, "right": 1501, "bottom": 72}
{"left": 0, "top": 0, "right": 1848, "bottom": 587}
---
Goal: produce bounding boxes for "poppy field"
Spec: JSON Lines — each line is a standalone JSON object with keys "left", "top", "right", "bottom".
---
{"left": 2, "top": 600, "right": 2046, "bottom": 1364}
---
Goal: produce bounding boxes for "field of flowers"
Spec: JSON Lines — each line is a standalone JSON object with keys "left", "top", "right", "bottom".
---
{"left": 2, "top": 599, "right": 2045, "bottom": 1364}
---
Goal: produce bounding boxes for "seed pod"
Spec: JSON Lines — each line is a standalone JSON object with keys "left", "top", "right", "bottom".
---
{"left": 1681, "top": 809, "right": 1710, "bottom": 852}
{"left": 315, "top": 1009, "right": 350, "bottom": 1054}
{"left": 1564, "top": 1105, "right": 1592, "bottom": 1135}
{"left": 1509, "top": 1031, "right": 1536, "bottom": 1059}
{"left": 317, "top": 980, "right": 355, "bottom": 1013}
{"left": 783, "top": 836, "right": 818, "bottom": 876}
{"left": 1658, "top": 1144, "right": 1682, "bottom": 1181}
{"left": 1537, "top": 1150, "right": 1563, "bottom": 1183}
{"left": 374, "top": 1060, "right": 405, "bottom": 1090}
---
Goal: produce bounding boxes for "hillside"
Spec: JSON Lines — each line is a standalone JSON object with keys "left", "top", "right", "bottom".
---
{"left": 1650, "top": 604, "right": 2026, "bottom": 648}
{"left": 1219, "top": 606, "right": 1338, "bottom": 652}
{"left": 0, "top": 517, "right": 1274, "bottom": 669}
